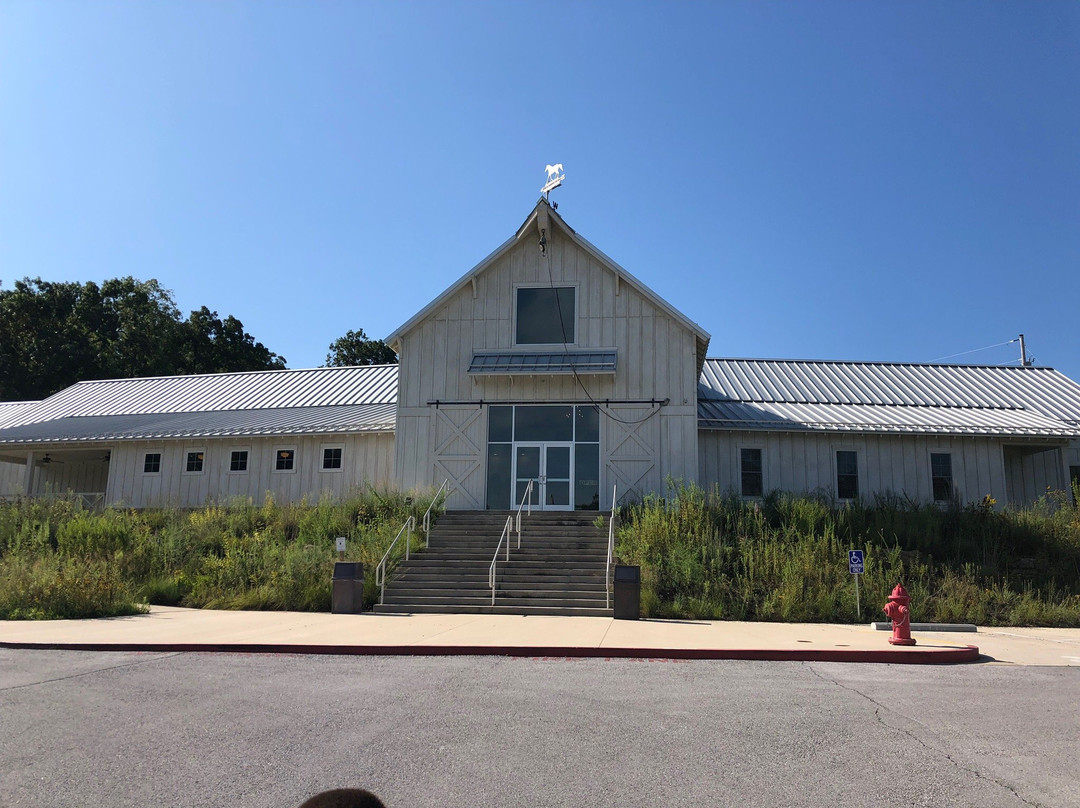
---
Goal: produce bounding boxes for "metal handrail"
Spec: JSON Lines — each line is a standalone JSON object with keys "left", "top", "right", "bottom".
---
{"left": 422, "top": 479, "right": 451, "bottom": 537}
{"left": 489, "top": 481, "right": 535, "bottom": 606}
{"left": 376, "top": 515, "right": 416, "bottom": 606}
{"left": 488, "top": 516, "right": 514, "bottom": 606}
{"left": 605, "top": 483, "right": 617, "bottom": 610}
{"left": 514, "top": 479, "right": 534, "bottom": 549}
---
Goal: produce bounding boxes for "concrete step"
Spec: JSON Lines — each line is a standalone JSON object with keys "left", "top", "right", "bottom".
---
{"left": 377, "top": 510, "right": 614, "bottom": 616}
{"left": 379, "top": 594, "right": 609, "bottom": 608}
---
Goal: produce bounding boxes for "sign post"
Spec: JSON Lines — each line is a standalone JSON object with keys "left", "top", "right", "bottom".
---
{"left": 336, "top": 536, "right": 346, "bottom": 562}
{"left": 848, "top": 550, "right": 865, "bottom": 620}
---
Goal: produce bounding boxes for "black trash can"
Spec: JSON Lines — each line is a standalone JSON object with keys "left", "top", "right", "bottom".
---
{"left": 332, "top": 562, "right": 364, "bottom": 614}
{"left": 613, "top": 565, "right": 640, "bottom": 620}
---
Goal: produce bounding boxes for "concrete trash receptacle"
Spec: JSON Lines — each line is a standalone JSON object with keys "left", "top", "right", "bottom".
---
{"left": 613, "top": 565, "right": 640, "bottom": 620}
{"left": 332, "top": 562, "right": 364, "bottom": 614}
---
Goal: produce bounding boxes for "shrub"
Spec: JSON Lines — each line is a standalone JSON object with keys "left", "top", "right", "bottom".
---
{"left": 616, "top": 481, "right": 1080, "bottom": 625}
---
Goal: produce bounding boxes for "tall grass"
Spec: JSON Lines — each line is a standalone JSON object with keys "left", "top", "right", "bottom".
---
{"left": 615, "top": 482, "right": 1080, "bottom": 626}
{"left": 0, "top": 487, "right": 444, "bottom": 619}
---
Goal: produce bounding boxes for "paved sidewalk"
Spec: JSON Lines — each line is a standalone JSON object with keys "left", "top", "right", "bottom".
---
{"left": 1, "top": 605, "right": 1047, "bottom": 664}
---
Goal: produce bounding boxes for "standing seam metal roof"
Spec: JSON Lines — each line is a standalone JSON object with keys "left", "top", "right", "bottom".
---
{"left": 700, "top": 359, "right": 1080, "bottom": 418}
{"left": 4, "top": 365, "right": 398, "bottom": 426}
{"left": 0, "top": 404, "right": 397, "bottom": 444}
{"left": 699, "top": 359, "right": 1080, "bottom": 437}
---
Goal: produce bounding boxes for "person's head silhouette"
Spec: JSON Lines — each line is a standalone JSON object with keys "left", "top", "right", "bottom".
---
{"left": 298, "top": 788, "right": 387, "bottom": 808}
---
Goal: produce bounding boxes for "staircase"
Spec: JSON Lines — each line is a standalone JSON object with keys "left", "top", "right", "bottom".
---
{"left": 373, "top": 510, "right": 613, "bottom": 616}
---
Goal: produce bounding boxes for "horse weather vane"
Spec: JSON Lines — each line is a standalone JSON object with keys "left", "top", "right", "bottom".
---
{"left": 542, "top": 163, "right": 565, "bottom": 199}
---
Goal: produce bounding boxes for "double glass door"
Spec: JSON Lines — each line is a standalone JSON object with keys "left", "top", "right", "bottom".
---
{"left": 514, "top": 442, "right": 572, "bottom": 510}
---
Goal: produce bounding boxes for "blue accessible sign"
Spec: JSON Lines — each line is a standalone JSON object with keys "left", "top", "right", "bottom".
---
{"left": 848, "top": 550, "right": 865, "bottom": 575}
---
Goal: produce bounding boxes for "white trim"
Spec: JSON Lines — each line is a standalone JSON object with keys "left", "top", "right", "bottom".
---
{"left": 183, "top": 447, "right": 207, "bottom": 476}
{"left": 320, "top": 443, "right": 345, "bottom": 473}
{"left": 228, "top": 447, "right": 251, "bottom": 475}
{"left": 512, "top": 283, "right": 579, "bottom": 348}
{"left": 928, "top": 448, "right": 956, "bottom": 502}
{"left": 273, "top": 445, "right": 298, "bottom": 474}
{"left": 141, "top": 450, "right": 163, "bottom": 475}
{"left": 833, "top": 447, "right": 860, "bottom": 501}
{"left": 737, "top": 444, "right": 765, "bottom": 499}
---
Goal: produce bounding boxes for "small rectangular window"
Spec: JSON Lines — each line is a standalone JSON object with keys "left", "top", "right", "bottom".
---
{"left": 516, "top": 287, "right": 575, "bottom": 345}
{"left": 143, "top": 453, "right": 161, "bottom": 474}
{"left": 931, "top": 452, "right": 953, "bottom": 502}
{"left": 740, "top": 448, "right": 763, "bottom": 497}
{"left": 836, "top": 451, "right": 859, "bottom": 500}
{"left": 275, "top": 448, "right": 295, "bottom": 472}
{"left": 230, "top": 450, "right": 249, "bottom": 473}
{"left": 322, "top": 447, "right": 343, "bottom": 471}
{"left": 185, "top": 451, "right": 205, "bottom": 474}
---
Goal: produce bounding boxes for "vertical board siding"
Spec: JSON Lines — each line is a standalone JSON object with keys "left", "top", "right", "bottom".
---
{"left": 107, "top": 434, "right": 394, "bottom": 508}
{"left": 698, "top": 430, "right": 1038, "bottom": 507}
{"left": 0, "top": 459, "right": 27, "bottom": 495}
{"left": 393, "top": 228, "right": 702, "bottom": 507}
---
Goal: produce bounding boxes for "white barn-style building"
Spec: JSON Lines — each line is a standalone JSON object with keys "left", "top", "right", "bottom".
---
{"left": 1, "top": 199, "right": 1079, "bottom": 509}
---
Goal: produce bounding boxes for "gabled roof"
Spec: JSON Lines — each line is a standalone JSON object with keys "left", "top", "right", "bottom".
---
{"left": 698, "top": 359, "right": 1080, "bottom": 438}
{"left": 386, "top": 199, "right": 711, "bottom": 370}
{"left": 0, "top": 366, "right": 398, "bottom": 445}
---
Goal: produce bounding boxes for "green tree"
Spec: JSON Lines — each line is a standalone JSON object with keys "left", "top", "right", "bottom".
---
{"left": 324, "top": 329, "right": 397, "bottom": 366}
{"left": 180, "top": 307, "right": 286, "bottom": 375}
{"left": 0, "top": 277, "right": 286, "bottom": 400}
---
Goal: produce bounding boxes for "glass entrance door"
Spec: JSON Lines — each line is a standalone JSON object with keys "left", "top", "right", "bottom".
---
{"left": 514, "top": 443, "right": 573, "bottom": 511}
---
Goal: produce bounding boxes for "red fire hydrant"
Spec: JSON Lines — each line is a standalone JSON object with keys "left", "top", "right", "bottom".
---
{"left": 882, "top": 583, "right": 917, "bottom": 646}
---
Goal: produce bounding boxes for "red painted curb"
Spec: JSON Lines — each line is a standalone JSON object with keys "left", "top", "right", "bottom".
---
{"left": 0, "top": 641, "right": 981, "bottom": 664}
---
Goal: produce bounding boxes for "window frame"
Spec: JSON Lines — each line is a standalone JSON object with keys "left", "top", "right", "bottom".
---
{"left": 273, "top": 446, "right": 297, "bottom": 474}
{"left": 142, "top": 451, "right": 162, "bottom": 475}
{"left": 512, "top": 283, "right": 578, "bottom": 347}
{"left": 929, "top": 450, "right": 955, "bottom": 503}
{"left": 320, "top": 444, "right": 344, "bottom": 473}
{"left": 738, "top": 445, "right": 765, "bottom": 499}
{"left": 834, "top": 449, "right": 860, "bottom": 501}
{"left": 228, "top": 448, "right": 250, "bottom": 475}
{"left": 183, "top": 448, "right": 207, "bottom": 476}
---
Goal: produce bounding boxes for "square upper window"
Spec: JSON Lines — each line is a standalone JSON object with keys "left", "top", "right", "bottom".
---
{"left": 275, "top": 448, "right": 296, "bottom": 472}
{"left": 185, "top": 451, "right": 205, "bottom": 474}
{"left": 143, "top": 453, "right": 161, "bottom": 474}
{"left": 230, "top": 450, "right": 249, "bottom": 473}
{"left": 322, "top": 446, "right": 343, "bottom": 471}
{"left": 516, "top": 287, "right": 575, "bottom": 345}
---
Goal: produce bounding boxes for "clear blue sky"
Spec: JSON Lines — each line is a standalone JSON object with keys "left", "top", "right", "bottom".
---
{"left": 2, "top": 2, "right": 1077, "bottom": 378}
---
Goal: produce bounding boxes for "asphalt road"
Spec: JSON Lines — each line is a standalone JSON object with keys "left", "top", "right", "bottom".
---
{"left": 1, "top": 650, "right": 1077, "bottom": 808}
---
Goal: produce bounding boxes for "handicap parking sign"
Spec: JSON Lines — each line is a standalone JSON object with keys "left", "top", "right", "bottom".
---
{"left": 848, "top": 550, "right": 865, "bottom": 574}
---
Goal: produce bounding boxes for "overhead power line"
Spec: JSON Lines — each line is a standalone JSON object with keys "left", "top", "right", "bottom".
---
{"left": 931, "top": 339, "right": 1018, "bottom": 363}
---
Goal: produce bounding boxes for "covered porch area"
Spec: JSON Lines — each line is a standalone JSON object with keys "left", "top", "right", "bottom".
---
{"left": 1002, "top": 440, "right": 1072, "bottom": 507}
{"left": 0, "top": 446, "right": 113, "bottom": 508}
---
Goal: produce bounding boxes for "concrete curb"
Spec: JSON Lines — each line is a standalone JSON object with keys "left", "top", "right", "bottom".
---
{"left": 0, "top": 640, "right": 982, "bottom": 664}
{"left": 871, "top": 622, "right": 978, "bottom": 632}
